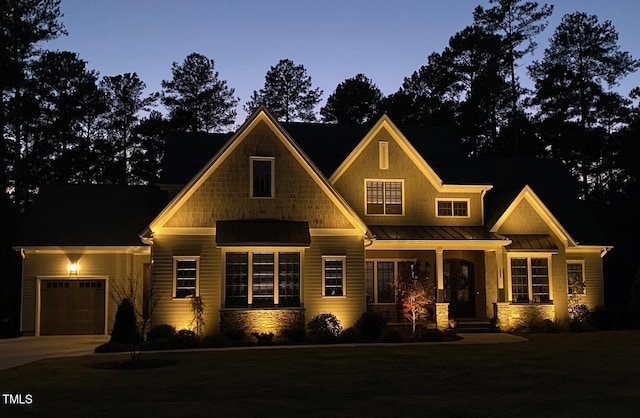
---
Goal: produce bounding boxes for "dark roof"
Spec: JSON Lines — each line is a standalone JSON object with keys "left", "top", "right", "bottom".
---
{"left": 471, "top": 157, "right": 609, "bottom": 245}
{"left": 505, "top": 234, "right": 558, "bottom": 251}
{"left": 160, "top": 131, "right": 231, "bottom": 184}
{"left": 17, "top": 184, "right": 168, "bottom": 246}
{"left": 215, "top": 220, "right": 310, "bottom": 247}
{"left": 160, "top": 123, "right": 471, "bottom": 185}
{"left": 369, "top": 225, "right": 503, "bottom": 241}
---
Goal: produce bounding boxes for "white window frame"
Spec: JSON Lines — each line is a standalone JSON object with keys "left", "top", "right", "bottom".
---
{"left": 567, "top": 260, "right": 586, "bottom": 295}
{"left": 250, "top": 156, "right": 275, "bottom": 198}
{"left": 507, "top": 254, "right": 554, "bottom": 304}
{"left": 322, "top": 256, "right": 346, "bottom": 297}
{"left": 435, "top": 198, "right": 470, "bottom": 218}
{"left": 365, "top": 259, "right": 415, "bottom": 304}
{"left": 222, "top": 249, "right": 303, "bottom": 308}
{"left": 173, "top": 256, "right": 200, "bottom": 299}
{"left": 379, "top": 141, "right": 389, "bottom": 170}
{"left": 364, "top": 179, "right": 405, "bottom": 216}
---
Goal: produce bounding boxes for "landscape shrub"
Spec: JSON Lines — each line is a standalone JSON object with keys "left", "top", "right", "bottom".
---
{"left": 380, "top": 327, "right": 403, "bottom": 343}
{"left": 168, "top": 329, "right": 199, "bottom": 349}
{"left": 147, "top": 324, "right": 176, "bottom": 340}
{"left": 200, "top": 333, "right": 231, "bottom": 348}
{"left": 514, "top": 306, "right": 546, "bottom": 333}
{"left": 337, "top": 327, "right": 364, "bottom": 344}
{"left": 282, "top": 326, "right": 306, "bottom": 344}
{"left": 252, "top": 332, "right": 274, "bottom": 345}
{"left": 307, "top": 313, "right": 342, "bottom": 344}
{"left": 355, "top": 311, "right": 387, "bottom": 341}
{"left": 110, "top": 298, "right": 140, "bottom": 344}
{"left": 415, "top": 327, "right": 442, "bottom": 342}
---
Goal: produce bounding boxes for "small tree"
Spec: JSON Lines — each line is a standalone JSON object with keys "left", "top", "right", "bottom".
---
{"left": 189, "top": 295, "right": 206, "bottom": 336}
{"left": 111, "top": 273, "right": 160, "bottom": 361}
{"left": 110, "top": 298, "right": 140, "bottom": 360}
{"left": 568, "top": 270, "right": 589, "bottom": 322}
{"left": 396, "top": 262, "right": 435, "bottom": 336}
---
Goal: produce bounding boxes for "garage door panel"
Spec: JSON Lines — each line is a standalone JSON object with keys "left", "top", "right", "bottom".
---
{"left": 40, "top": 280, "right": 105, "bottom": 335}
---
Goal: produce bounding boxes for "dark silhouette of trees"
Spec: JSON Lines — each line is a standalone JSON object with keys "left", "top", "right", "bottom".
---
{"left": 245, "top": 59, "right": 322, "bottom": 122}
{"left": 100, "top": 73, "right": 157, "bottom": 184}
{"left": 161, "top": 52, "right": 238, "bottom": 132}
{"left": 1, "top": 0, "right": 66, "bottom": 208}
{"left": 529, "top": 12, "right": 639, "bottom": 198}
{"left": 321, "top": 74, "right": 383, "bottom": 124}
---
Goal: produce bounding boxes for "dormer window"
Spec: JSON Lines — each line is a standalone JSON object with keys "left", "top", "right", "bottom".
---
{"left": 436, "top": 199, "right": 469, "bottom": 217}
{"left": 251, "top": 157, "right": 274, "bottom": 198}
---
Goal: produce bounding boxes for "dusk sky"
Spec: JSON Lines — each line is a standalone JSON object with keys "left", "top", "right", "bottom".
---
{"left": 48, "top": 0, "right": 640, "bottom": 124}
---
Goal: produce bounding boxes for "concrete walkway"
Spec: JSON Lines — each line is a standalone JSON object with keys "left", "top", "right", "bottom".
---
{"left": 0, "top": 332, "right": 526, "bottom": 370}
{"left": 0, "top": 335, "right": 109, "bottom": 370}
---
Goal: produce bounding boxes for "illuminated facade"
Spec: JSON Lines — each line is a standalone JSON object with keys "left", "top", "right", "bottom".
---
{"left": 16, "top": 107, "right": 611, "bottom": 335}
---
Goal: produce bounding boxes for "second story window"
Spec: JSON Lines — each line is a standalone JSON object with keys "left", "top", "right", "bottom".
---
{"left": 251, "top": 157, "right": 274, "bottom": 198}
{"left": 366, "top": 180, "right": 403, "bottom": 215}
{"left": 436, "top": 199, "right": 469, "bottom": 217}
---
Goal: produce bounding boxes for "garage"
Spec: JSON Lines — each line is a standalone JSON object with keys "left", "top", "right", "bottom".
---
{"left": 40, "top": 279, "right": 106, "bottom": 335}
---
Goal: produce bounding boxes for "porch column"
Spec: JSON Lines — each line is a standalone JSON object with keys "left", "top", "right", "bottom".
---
{"left": 435, "top": 248, "right": 449, "bottom": 329}
{"left": 496, "top": 248, "right": 506, "bottom": 302}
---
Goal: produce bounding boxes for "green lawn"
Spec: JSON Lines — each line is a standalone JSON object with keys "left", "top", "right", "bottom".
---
{"left": 2, "top": 331, "right": 639, "bottom": 417}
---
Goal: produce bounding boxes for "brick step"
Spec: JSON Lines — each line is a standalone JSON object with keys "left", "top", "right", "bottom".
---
{"left": 450, "top": 318, "right": 499, "bottom": 333}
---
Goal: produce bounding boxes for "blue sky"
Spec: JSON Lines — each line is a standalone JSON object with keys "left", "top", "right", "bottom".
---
{"left": 47, "top": 0, "right": 640, "bottom": 123}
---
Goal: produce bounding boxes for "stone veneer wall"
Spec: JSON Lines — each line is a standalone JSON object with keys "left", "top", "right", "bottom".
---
{"left": 495, "top": 303, "right": 556, "bottom": 331}
{"left": 435, "top": 303, "right": 450, "bottom": 330}
{"left": 220, "top": 309, "right": 305, "bottom": 337}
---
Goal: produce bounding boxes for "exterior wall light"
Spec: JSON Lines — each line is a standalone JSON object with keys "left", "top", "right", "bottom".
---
{"left": 68, "top": 262, "right": 79, "bottom": 277}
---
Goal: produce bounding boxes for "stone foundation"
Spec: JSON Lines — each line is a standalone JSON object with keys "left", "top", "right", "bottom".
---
{"left": 435, "top": 303, "right": 450, "bottom": 330}
{"left": 494, "top": 303, "right": 555, "bottom": 331}
{"left": 220, "top": 308, "right": 305, "bottom": 338}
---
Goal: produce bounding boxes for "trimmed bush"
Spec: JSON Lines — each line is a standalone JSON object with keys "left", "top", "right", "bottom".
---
{"left": 308, "top": 313, "right": 342, "bottom": 344}
{"left": 200, "top": 333, "right": 231, "bottom": 348}
{"left": 252, "top": 332, "right": 274, "bottom": 345}
{"left": 355, "top": 311, "right": 387, "bottom": 341}
{"left": 110, "top": 299, "right": 140, "bottom": 345}
{"left": 338, "top": 327, "right": 364, "bottom": 344}
{"left": 282, "top": 326, "right": 306, "bottom": 344}
{"left": 168, "top": 329, "right": 199, "bottom": 349}
{"left": 415, "top": 328, "right": 442, "bottom": 342}
{"left": 147, "top": 324, "right": 176, "bottom": 341}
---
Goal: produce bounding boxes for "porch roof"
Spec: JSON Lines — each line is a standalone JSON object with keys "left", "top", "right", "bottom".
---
{"left": 215, "top": 219, "right": 311, "bottom": 247}
{"left": 505, "top": 234, "right": 557, "bottom": 251}
{"left": 369, "top": 225, "right": 503, "bottom": 241}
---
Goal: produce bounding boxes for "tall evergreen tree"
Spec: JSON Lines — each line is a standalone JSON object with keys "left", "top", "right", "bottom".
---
{"left": 130, "top": 110, "right": 171, "bottom": 185}
{"left": 320, "top": 74, "right": 383, "bottom": 124}
{"left": 161, "top": 53, "right": 238, "bottom": 132}
{"left": 529, "top": 12, "right": 639, "bottom": 197}
{"left": 245, "top": 59, "right": 322, "bottom": 122}
{"left": 1, "top": 0, "right": 66, "bottom": 207}
{"left": 100, "top": 73, "right": 156, "bottom": 184}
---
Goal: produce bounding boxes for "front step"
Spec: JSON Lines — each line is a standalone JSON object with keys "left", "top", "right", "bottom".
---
{"left": 450, "top": 318, "right": 499, "bottom": 333}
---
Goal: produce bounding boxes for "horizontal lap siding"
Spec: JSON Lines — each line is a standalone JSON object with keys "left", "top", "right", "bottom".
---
{"left": 151, "top": 235, "right": 220, "bottom": 333}
{"left": 21, "top": 251, "right": 149, "bottom": 335}
{"left": 582, "top": 252, "right": 605, "bottom": 308}
{"left": 303, "top": 235, "right": 365, "bottom": 329}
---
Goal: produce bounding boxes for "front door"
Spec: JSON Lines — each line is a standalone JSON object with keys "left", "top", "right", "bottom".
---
{"left": 444, "top": 260, "right": 475, "bottom": 318}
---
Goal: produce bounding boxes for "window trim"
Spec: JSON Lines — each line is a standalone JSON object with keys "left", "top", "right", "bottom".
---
{"left": 222, "top": 249, "right": 303, "bottom": 308}
{"left": 364, "top": 179, "right": 405, "bottom": 216}
{"left": 250, "top": 156, "right": 275, "bottom": 199}
{"left": 322, "top": 256, "right": 346, "bottom": 297}
{"left": 567, "top": 260, "right": 586, "bottom": 295}
{"left": 507, "top": 254, "right": 553, "bottom": 304}
{"left": 435, "top": 198, "right": 471, "bottom": 218}
{"left": 173, "top": 256, "right": 200, "bottom": 299}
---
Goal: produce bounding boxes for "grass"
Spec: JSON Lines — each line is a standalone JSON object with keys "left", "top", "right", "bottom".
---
{"left": 1, "top": 331, "right": 640, "bottom": 417}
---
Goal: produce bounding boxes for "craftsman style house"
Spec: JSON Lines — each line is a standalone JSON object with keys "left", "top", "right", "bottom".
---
{"left": 15, "top": 108, "right": 611, "bottom": 336}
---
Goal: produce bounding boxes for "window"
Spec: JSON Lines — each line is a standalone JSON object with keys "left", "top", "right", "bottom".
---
{"left": 567, "top": 262, "right": 585, "bottom": 295}
{"left": 365, "top": 260, "right": 413, "bottom": 304}
{"left": 366, "top": 180, "right": 403, "bottom": 215}
{"left": 323, "top": 256, "right": 345, "bottom": 296}
{"left": 224, "top": 251, "right": 301, "bottom": 308}
{"left": 510, "top": 257, "right": 550, "bottom": 303}
{"left": 379, "top": 141, "right": 389, "bottom": 170}
{"left": 251, "top": 157, "right": 274, "bottom": 198}
{"left": 436, "top": 199, "right": 469, "bottom": 217}
{"left": 174, "top": 257, "right": 199, "bottom": 298}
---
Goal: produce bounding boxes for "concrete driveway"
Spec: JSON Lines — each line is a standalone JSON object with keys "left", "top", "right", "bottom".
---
{"left": 0, "top": 335, "right": 109, "bottom": 370}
